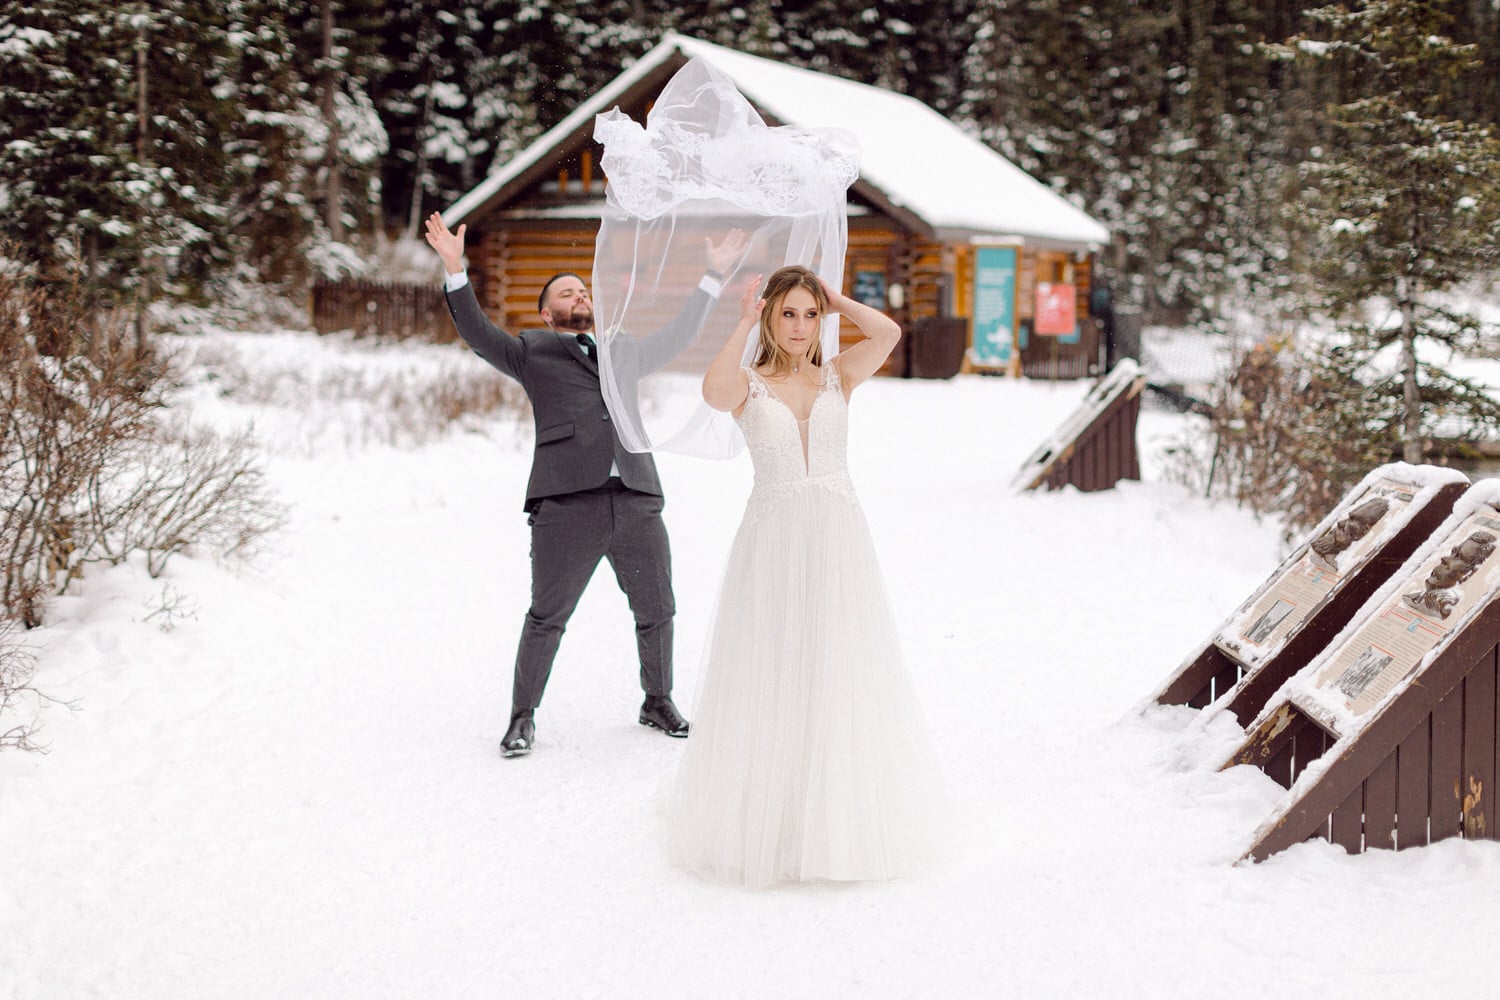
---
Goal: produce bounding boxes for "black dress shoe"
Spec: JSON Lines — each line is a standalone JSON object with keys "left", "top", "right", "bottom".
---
{"left": 639, "top": 695, "right": 690, "bottom": 737}
{"left": 500, "top": 712, "right": 535, "bottom": 757}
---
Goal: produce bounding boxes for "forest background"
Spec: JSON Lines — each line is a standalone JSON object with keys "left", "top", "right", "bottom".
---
{"left": 7, "top": 0, "right": 1500, "bottom": 326}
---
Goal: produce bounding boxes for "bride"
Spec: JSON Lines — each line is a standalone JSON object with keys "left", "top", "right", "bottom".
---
{"left": 666, "top": 265, "right": 947, "bottom": 889}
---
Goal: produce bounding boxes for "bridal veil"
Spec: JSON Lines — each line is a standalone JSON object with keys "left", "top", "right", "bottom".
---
{"left": 591, "top": 56, "right": 859, "bottom": 459}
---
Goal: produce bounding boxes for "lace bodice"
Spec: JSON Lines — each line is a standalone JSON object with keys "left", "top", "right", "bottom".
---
{"left": 736, "top": 364, "right": 859, "bottom": 522}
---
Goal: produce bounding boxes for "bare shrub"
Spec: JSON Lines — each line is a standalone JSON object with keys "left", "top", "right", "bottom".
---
{"left": 1166, "top": 335, "right": 1395, "bottom": 539}
{"left": 144, "top": 583, "right": 199, "bottom": 633}
{"left": 0, "top": 617, "right": 46, "bottom": 752}
{"left": 1, "top": 266, "right": 284, "bottom": 629}
{"left": 1183, "top": 339, "right": 1301, "bottom": 513}
{"left": 90, "top": 421, "right": 286, "bottom": 577}
{"left": 426, "top": 369, "right": 529, "bottom": 430}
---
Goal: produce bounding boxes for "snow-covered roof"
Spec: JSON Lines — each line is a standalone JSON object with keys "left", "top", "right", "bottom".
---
{"left": 447, "top": 33, "right": 1110, "bottom": 248}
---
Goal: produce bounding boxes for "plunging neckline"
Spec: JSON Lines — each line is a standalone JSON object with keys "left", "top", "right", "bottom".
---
{"left": 748, "top": 367, "right": 832, "bottom": 473}
{"left": 760, "top": 378, "right": 819, "bottom": 423}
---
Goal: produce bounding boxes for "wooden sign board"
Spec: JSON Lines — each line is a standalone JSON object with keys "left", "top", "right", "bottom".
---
{"left": 1010, "top": 359, "right": 1146, "bottom": 493}
{"left": 1222, "top": 480, "right": 1419, "bottom": 662}
{"left": 1301, "top": 505, "right": 1500, "bottom": 721}
{"left": 1149, "top": 465, "right": 1467, "bottom": 722}
{"left": 1227, "top": 481, "right": 1500, "bottom": 861}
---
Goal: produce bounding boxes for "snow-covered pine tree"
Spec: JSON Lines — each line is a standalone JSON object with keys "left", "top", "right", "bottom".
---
{"left": 967, "top": 0, "right": 1300, "bottom": 321}
{"left": 374, "top": 0, "right": 470, "bottom": 238}
{"left": 1282, "top": 0, "right": 1500, "bottom": 465}
{"left": 0, "top": 1, "right": 325, "bottom": 311}
{"left": 282, "top": 0, "right": 389, "bottom": 271}
{"left": 0, "top": 1, "right": 155, "bottom": 311}
{"left": 216, "top": 0, "right": 327, "bottom": 292}
{"left": 371, "top": 0, "right": 638, "bottom": 237}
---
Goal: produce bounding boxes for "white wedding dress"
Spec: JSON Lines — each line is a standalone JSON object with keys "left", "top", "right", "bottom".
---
{"left": 667, "top": 361, "right": 946, "bottom": 888}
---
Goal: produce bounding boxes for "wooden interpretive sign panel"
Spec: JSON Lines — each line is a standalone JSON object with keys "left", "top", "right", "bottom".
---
{"left": 1149, "top": 465, "right": 1466, "bottom": 721}
{"left": 1010, "top": 358, "right": 1146, "bottom": 494}
{"left": 1295, "top": 504, "right": 1500, "bottom": 725}
{"left": 1228, "top": 483, "right": 1500, "bottom": 861}
{"left": 1217, "top": 478, "right": 1420, "bottom": 665}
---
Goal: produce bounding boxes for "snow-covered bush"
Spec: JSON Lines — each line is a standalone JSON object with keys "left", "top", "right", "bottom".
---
{"left": 187, "top": 329, "right": 531, "bottom": 455}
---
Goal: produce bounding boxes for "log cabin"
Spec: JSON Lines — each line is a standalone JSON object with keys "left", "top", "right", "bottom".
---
{"left": 443, "top": 33, "right": 1110, "bottom": 379}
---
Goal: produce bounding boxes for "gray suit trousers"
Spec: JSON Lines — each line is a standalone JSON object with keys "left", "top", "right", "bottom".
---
{"left": 513, "top": 479, "right": 674, "bottom": 713}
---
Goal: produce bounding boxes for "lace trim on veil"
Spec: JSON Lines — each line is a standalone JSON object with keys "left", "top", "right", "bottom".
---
{"left": 595, "top": 110, "right": 859, "bottom": 220}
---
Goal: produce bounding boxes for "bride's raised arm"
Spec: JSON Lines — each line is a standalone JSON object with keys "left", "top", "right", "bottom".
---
{"left": 823, "top": 280, "right": 900, "bottom": 393}
{"left": 703, "top": 274, "right": 764, "bottom": 413}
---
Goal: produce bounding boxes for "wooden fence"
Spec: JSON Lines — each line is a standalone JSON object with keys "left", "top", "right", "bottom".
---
{"left": 311, "top": 280, "right": 454, "bottom": 342}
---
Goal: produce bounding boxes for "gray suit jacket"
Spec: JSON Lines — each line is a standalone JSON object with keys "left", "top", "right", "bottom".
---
{"left": 443, "top": 282, "right": 716, "bottom": 511}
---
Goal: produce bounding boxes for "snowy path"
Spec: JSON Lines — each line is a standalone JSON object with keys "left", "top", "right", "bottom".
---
{"left": 2, "top": 353, "right": 1497, "bottom": 998}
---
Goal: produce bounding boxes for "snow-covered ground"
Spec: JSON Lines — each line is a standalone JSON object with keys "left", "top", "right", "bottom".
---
{"left": 3, "top": 328, "right": 1498, "bottom": 999}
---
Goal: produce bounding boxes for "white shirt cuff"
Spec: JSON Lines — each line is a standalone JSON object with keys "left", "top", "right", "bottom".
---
{"left": 698, "top": 273, "right": 723, "bottom": 298}
{"left": 444, "top": 271, "right": 469, "bottom": 292}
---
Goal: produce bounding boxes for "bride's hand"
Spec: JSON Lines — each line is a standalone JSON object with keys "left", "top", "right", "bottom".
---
{"left": 739, "top": 275, "right": 764, "bottom": 325}
{"left": 818, "top": 276, "right": 847, "bottom": 313}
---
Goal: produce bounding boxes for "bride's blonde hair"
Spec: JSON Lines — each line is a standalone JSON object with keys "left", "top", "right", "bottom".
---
{"left": 754, "top": 266, "right": 828, "bottom": 377}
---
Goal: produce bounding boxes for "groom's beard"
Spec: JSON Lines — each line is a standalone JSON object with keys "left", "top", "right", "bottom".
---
{"left": 552, "top": 304, "right": 594, "bottom": 332}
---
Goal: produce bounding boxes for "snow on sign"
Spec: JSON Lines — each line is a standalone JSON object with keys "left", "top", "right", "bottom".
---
{"left": 1149, "top": 464, "right": 1467, "bottom": 723}
{"left": 1274, "top": 483, "right": 1500, "bottom": 737}
{"left": 1303, "top": 508, "right": 1500, "bottom": 721}
{"left": 1221, "top": 480, "right": 1500, "bottom": 861}
{"left": 1219, "top": 479, "right": 1421, "bottom": 667}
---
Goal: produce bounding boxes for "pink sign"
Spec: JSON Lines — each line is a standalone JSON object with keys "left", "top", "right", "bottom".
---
{"left": 1035, "top": 282, "right": 1077, "bottom": 336}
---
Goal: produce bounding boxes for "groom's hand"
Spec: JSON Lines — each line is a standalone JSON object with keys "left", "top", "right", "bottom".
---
{"left": 424, "top": 212, "right": 467, "bottom": 276}
{"left": 705, "top": 228, "right": 748, "bottom": 276}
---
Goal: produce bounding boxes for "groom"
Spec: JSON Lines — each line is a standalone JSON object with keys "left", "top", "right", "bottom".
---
{"left": 425, "top": 212, "right": 743, "bottom": 758}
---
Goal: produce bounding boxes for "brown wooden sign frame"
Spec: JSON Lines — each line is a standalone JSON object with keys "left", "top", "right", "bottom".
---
{"left": 1150, "top": 466, "right": 1467, "bottom": 724}
{"left": 1010, "top": 358, "right": 1146, "bottom": 494}
{"left": 1225, "top": 483, "right": 1500, "bottom": 861}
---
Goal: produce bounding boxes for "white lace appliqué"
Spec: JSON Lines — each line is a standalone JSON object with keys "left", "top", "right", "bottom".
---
{"left": 737, "top": 366, "right": 859, "bottom": 524}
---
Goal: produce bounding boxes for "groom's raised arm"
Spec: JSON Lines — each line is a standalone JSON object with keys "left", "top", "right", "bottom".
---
{"left": 426, "top": 212, "right": 527, "bottom": 381}
{"left": 444, "top": 278, "right": 527, "bottom": 382}
{"left": 631, "top": 279, "right": 721, "bottom": 376}
{"left": 630, "top": 228, "right": 748, "bottom": 375}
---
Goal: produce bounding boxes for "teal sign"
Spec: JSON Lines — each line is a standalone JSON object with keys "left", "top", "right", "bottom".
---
{"left": 853, "top": 270, "right": 886, "bottom": 308}
{"left": 971, "top": 247, "right": 1018, "bottom": 367}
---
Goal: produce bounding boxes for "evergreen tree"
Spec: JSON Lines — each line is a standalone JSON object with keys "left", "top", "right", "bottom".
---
{"left": 216, "top": 0, "right": 326, "bottom": 289}
{"left": 968, "top": 0, "right": 1315, "bottom": 320}
{"left": 370, "top": 0, "right": 666, "bottom": 233}
{"left": 0, "top": 1, "right": 158, "bottom": 304}
{"left": 283, "top": 0, "right": 389, "bottom": 256}
{"left": 1283, "top": 0, "right": 1500, "bottom": 464}
{"left": 0, "top": 0, "right": 320, "bottom": 306}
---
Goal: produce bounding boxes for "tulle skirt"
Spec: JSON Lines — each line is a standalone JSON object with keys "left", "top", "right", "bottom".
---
{"left": 667, "top": 485, "right": 947, "bottom": 889}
